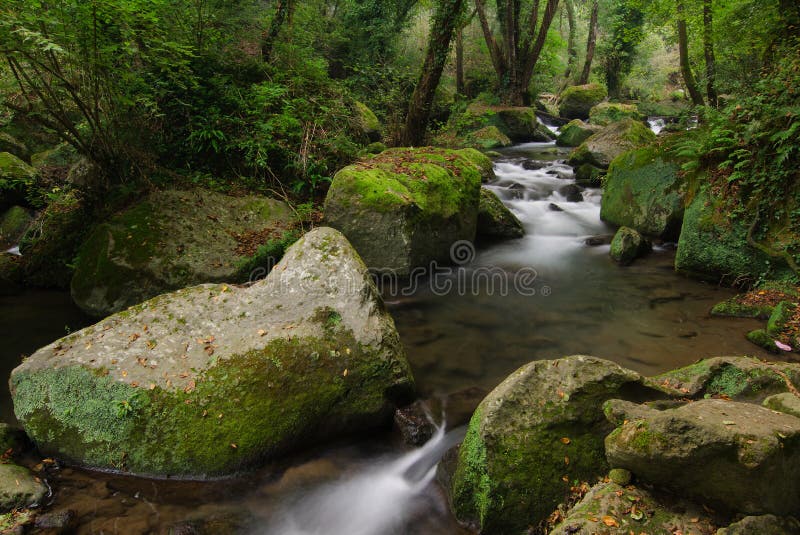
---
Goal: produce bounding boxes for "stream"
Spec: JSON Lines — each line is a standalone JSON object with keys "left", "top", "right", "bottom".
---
{"left": 0, "top": 139, "right": 773, "bottom": 534}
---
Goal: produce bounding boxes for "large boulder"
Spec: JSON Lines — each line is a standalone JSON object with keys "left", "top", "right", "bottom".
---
{"left": 559, "top": 84, "right": 608, "bottom": 120}
{"left": 567, "top": 119, "right": 656, "bottom": 170}
{"left": 0, "top": 464, "right": 46, "bottom": 512}
{"left": 477, "top": 188, "right": 524, "bottom": 240}
{"left": 717, "top": 515, "right": 800, "bottom": 535}
{"left": 458, "top": 103, "right": 554, "bottom": 143}
{"left": 464, "top": 126, "right": 512, "bottom": 150}
{"left": 0, "top": 206, "right": 33, "bottom": 250}
{"left": 324, "top": 148, "right": 484, "bottom": 275}
{"left": 605, "top": 398, "right": 800, "bottom": 516}
{"left": 649, "top": 356, "right": 800, "bottom": 402}
{"left": 601, "top": 142, "right": 686, "bottom": 240}
{"left": 675, "top": 187, "right": 797, "bottom": 284}
{"left": 550, "top": 481, "right": 716, "bottom": 535}
{"left": 450, "top": 356, "right": 645, "bottom": 533}
{"left": 589, "top": 102, "right": 645, "bottom": 126}
{"left": 0, "top": 152, "right": 36, "bottom": 210}
{"left": 11, "top": 227, "right": 415, "bottom": 478}
{"left": 353, "top": 101, "right": 382, "bottom": 142}
{"left": 609, "top": 227, "right": 651, "bottom": 265}
{"left": 71, "top": 189, "right": 297, "bottom": 317}
{"left": 556, "top": 120, "right": 602, "bottom": 148}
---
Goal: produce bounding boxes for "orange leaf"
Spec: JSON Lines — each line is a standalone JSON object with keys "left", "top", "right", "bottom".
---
{"left": 602, "top": 516, "right": 619, "bottom": 527}
{"left": 560, "top": 437, "right": 571, "bottom": 445}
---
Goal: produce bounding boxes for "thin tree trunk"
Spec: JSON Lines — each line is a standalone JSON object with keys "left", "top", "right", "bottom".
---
{"left": 456, "top": 26, "right": 465, "bottom": 95}
{"left": 677, "top": 0, "right": 704, "bottom": 106}
{"left": 402, "top": 0, "right": 466, "bottom": 146}
{"left": 578, "top": 0, "right": 598, "bottom": 85}
{"left": 562, "top": 0, "right": 577, "bottom": 84}
{"left": 261, "top": 0, "right": 295, "bottom": 62}
{"left": 703, "top": 0, "right": 717, "bottom": 107}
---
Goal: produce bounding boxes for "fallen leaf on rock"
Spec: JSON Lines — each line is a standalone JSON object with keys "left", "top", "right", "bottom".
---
{"left": 257, "top": 329, "right": 266, "bottom": 337}
{"left": 602, "top": 516, "right": 619, "bottom": 527}
{"left": 561, "top": 437, "right": 571, "bottom": 445}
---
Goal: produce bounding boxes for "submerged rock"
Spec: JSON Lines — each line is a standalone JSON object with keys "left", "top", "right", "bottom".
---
{"left": 605, "top": 398, "right": 800, "bottom": 516}
{"left": 558, "top": 84, "right": 608, "bottom": 120}
{"left": 610, "top": 227, "right": 651, "bottom": 265}
{"left": 477, "top": 188, "right": 524, "bottom": 240}
{"left": 450, "top": 356, "right": 645, "bottom": 533}
{"left": 556, "top": 120, "right": 602, "bottom": 148}
{"left": 11, "top": 227, "right": 415, "bottom": 477}
{"left": 71, "top": 189, "right": 297, "bottom": 317}
{"left": 0, "top": 464, "right": 46, "bottom": 512}
{"left": 558, "top": 184, "right": 584, "bottom": 203}
{"left": 324, "top": 148, "right": 485, "bottom": 275}
{"left": 567, "top": 119, "right": 656, "bottom": 170}
{"left": 550, "top": 481, "right": 716, "bottom": 535}
{"left": 601, "top": 142, "right": 686, "bottom": 240}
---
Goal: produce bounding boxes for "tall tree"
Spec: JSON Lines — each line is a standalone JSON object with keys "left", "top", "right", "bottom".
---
{"left": 261, "top": 0, "right": 297, "bottom": 62}
{"left": 676, "top": 0, "right": 704, "bottom": 105}
{"left": 600, "top": 0, "right": 645, "bottom": 99}
{"left": 561, "top": 0, "right": 578, "bottom": 84}
{"left": 703, "top": 0, "right": 717, "bottom": 107}
{"left": 578, "top": 0, "right": 598, "bottom": 84}
{"left": 402, "top": 0, "right": 467, "bottom": 146}
{"left": 474, "top": 0, "right": 561, "bottom": 106}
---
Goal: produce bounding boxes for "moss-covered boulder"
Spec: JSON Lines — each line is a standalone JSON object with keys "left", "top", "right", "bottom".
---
{"left": 556, "top": 120, "right": 602, "bottom": 148}
{"left": 601, "top": 143, "right": 685, "bottom": 239}
{"left": 11, "top": 227, "right": 415, "bottom": 478}
{"left": 465, "top": 126, "right": 512, "bottom": 150}
{"left": 0, "top": 133, "right": 30, "bottom": 163}
{"left": 574, "top": 163, "right": 604, "bottom": 187}
{"left": 605, "top": 398, "right": 800, "bottom": 516}
{"left": 477, "top": 188, "right": 524, "bottom": 240}
{"left": 648, "top": 356, "right": 800, "bottom": 402}
{"left": 610, "top": 227, "right": 651, "bottom": 265}
{"left": 450, "top": 356, "right": 645, "bottom": 533}
{"left": 354, "top": 101, "right": 382, "bottom": 142}
{"left": 567, "top": 119, "right": 656, "bottom": 170}
{"left": 747, "top": 301, "right": 799, "bottom": 353}
{"left": 675, "top": 188, "right": 794, "bottom": 284}
{"left": 764, "top": 393, "right": 800, "bottom": 420}
{"left": 558, "top": 84, "right": 608, "bottom": 120}
{"left": 589, "top": 102, "right": 645, "bottom": 126}
{"left": 457, "top": 103, "right": 554, "bottom": 143}
{"left": 324, "top": 148, "right": 484, "bottom": 275}
{"left": 711, "top": 282, "right": 799, "bottom": 319}
{"left": 0, "top": 152, "right": 36, "bottom": 210}
{"left": 0, "top": 206, "right": 33, "bottom": 250}
{"left": 550, "top": 481, "right": 716, "bottom": 535}
{"left": 0, "top": 464, "right": 46, "bottom": 512}
{"left": 30, "top": 143, "right": 78, "bottom": 171}
{"left": 71, "top": 189, "right": 297, "bottom": 317}
{"left": 718, "top": 515, "right": 800, "bottom": 535}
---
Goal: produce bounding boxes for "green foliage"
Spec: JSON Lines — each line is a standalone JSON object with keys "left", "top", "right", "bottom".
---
{"left": 599, "top": 0, "right": 646, "bottom": 98}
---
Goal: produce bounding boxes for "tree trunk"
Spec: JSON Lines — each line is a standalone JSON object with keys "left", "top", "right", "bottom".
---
{"left": 578, "top": 0, "right": 598, "bottom": 85}
{"left": 456, "top": 26, "right": 465, "bottom": 95}
{"left": 562, "top": 0, "right": 577, "bottom": 84}
{"left": 703, "top": 0, "right": 717, "bottom": 107}
{"left": 402, "top": 0, "right": 467, "bottom": 146}
{"left": 677, "top": 0, "right": 704, "bottom": 106}
{"left": 261, "top": 0, "right": 296, "bottom": 62}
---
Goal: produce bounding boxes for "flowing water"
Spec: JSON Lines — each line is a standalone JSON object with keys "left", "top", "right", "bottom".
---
{"left": 0, "top": 139, "right": 775, "bottom": 534}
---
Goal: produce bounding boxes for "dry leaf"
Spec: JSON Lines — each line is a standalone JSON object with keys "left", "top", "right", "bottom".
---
{"left": 257, "top": 329, "right": 267, "bottom": 337}
{"left": 560, "top": 437, "right": 571, "bottom": 445}
{"left": 602, "top": 516, "right": 619, "bottom": 527}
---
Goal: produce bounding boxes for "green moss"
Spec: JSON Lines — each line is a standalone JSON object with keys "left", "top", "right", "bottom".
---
{"left": 354, "top": 101, "right": 381, "bottom": 136}
{"left": 589, "top": 102, "right": 644, "bottom": 126}
{"left": 711, "top": 297, "right": 774, "bottom": 319}
{"left": 465, "top": 126, "right": 512, "bottom": 150}
{"left": 559, "top": 84, "right": 608, "bottom": 119}
{"left": 12, "top": 328, "right": 413, "bottom": 477}
{"left": 556, "top": 120, "right": 599, "bottom": 148}
{"left": 767, "top": 301, "right": 797, "bottom": 336}
{"left": 452, "top": 409, "right": 493, "bottom": 526}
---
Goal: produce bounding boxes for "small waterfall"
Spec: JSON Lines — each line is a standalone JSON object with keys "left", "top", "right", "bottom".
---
{"left": 648, "top": 117, "right": 666, "bottom": 135}
{"left": 261, "top": 425, "right": 466, "bottom": 535}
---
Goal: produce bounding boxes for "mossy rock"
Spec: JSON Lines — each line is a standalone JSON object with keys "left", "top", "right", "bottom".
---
{"left": 610, "top": 226, "right": 651, "bottom": 265}
{"left": 763, "top": 393, "right": 800, "bottom": 420}
{"left": 600, "top": 142, "right": 685, "bottom": 239}
{"left": 567, "top": 119, "right": 656, "bottom": 170}
{"left": 11, "top": 228, "right": 415, "bottom": 478}
{"left": 30, "top": 143, "right": 79, "bottom": 170}
{"left": 589, "top": 102, "right": 645, "bottom": 126}
{"left": 465, "top": 126, "right": 512, "bottom": 150}
{"left": 0, "top": 464, "right": 46, "bottom": 512}
{"left": 711, "top": 297, "right": 775, "bottom": 319}
{"left": 558, "top": 84, "right": 608, "bottom": 120}
{"left": 477, "top": 188, "right": 524, "bottom": 240}
{"left": 605, "top": 398, "right": 800, "bottom": 516}
{"left": 574, "top": 163, "right": 604, "bottom": 187}
{"left": 0, "top": 206, "right": 33, "bottom": 250}
{"left": 675, "top": 187, "right": 795, "bottom": 284}
{"left": 450, "top": 356, "right": 646, "bottom": 533}
{"left": 636, "top": 100, "right": 688, "bottom": 118}
{"left": 550, "top": 481, "right": 715, "bottom": 535}
{"left": 648, "top": 356, "right": 800, "bottom": 401}
{"left": 18, "top": 191, "right": 89, "bottom": 289}
{"left": 718, "top": 515, "right": 800, "bottom": 535}
{"left": 353, "top": 101, "right": 382, "bottom": 142}
{"left": 323, "top": 147, "right": 484, "bottom": 275}
{"left": 556, "top": 120, "right": 602, "bottom": 148}
{"left": 70, "top": 189, "right": 296, "bottom": 317}
{"left": 747, "top": 301, "right": 800, "bottom": 353}
{"left": 0, "top": 152, "right": 37, "bottom": 210}
{"left": 457, "top": 103, "right": 553, "bottom": 143}
{"left": 0, "top": 133, "right": 30, "bottom": 162}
